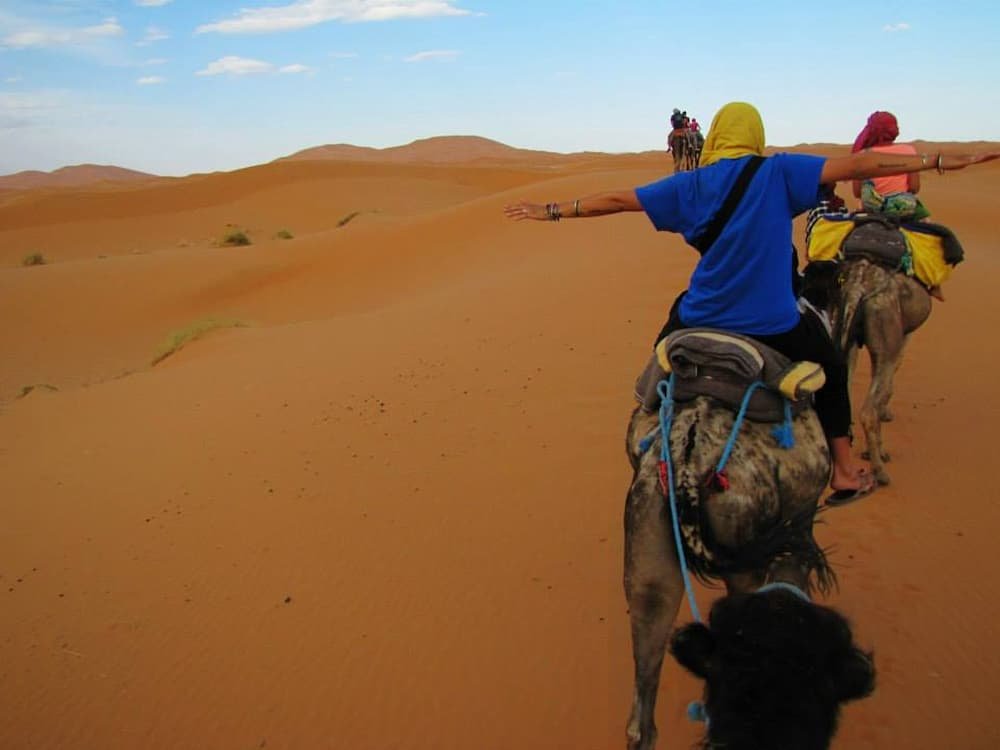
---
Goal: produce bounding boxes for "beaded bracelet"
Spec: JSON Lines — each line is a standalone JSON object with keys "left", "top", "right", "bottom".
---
{"left": 546, "top": 202, "right": 562, "bottom": 221}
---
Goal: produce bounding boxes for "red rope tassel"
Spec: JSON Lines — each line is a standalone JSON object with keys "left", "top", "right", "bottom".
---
{"left": 705, "top": 469, "right": 730, "bottom": 492}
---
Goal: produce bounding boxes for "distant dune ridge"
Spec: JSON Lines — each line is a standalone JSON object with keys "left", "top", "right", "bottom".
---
{"left": 279, "top": 135, "right": 570, "bottom": 165}
{"left": 0, "top": 164, "right": 158, "bottom": 191}
{"left": 5, "top": 134, "right": 996, "bottom": 189}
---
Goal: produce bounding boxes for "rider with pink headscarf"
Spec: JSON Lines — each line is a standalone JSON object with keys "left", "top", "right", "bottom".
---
{"left": 851, "top": 111, "right": 925, "bottom": 218}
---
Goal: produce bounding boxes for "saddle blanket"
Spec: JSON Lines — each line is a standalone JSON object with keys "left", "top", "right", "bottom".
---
{"left": 807, "top": 213, "right": 964, "bottom": 289}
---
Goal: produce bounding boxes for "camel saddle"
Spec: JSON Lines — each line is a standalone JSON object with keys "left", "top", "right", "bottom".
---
{"left": 634, "top": 328, "right": 826, "bottom": 422}
{"left": 841, "top": 215, "right": 909, "bottom": 267}
{"left": 809, "top": 213, "right": 965, "bottom": 285}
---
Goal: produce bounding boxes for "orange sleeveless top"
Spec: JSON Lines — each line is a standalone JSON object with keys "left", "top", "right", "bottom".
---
{"left": 869, "top": 143, "right": 917, "bottom": 195}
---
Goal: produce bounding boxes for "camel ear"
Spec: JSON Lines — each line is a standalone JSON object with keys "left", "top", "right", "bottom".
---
{"left": 832, "top": 649, "right": 876, "bottom": 702}
{"left": 670, "top": 623, "right": 716, "bottom": 679}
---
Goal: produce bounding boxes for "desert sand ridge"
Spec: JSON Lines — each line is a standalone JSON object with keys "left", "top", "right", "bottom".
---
{"left": 0, "top": 163, "right": 158, "bottom": 191}
{"left": 1, "top": 140, "right": 1000, "bottom": 749}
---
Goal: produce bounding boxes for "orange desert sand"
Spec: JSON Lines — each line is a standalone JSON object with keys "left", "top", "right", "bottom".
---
{"left": 2, "top": 136, "right": 999, "bottom": 749}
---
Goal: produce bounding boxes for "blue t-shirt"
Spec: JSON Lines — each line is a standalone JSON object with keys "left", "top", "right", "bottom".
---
{"left": 635, "top": 153, "right": 826, "bottom": 335}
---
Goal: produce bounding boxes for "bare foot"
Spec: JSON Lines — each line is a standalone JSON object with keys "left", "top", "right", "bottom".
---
{"left": 830, "top": 465, "right": 873, "bottom": 493}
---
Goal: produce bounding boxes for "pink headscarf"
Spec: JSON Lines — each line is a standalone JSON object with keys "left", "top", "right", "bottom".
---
{"left": 852, "top": 111, "right": 900, "bottom": 153}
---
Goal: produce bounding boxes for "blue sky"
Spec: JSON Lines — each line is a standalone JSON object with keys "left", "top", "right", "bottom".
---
{"left": 1, "top": 0, "right": 998, "bottom": 176}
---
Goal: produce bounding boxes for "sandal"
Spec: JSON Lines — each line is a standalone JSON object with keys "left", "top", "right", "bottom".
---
{"left": 825, "top": 474, "right": 877, "bottom": 507}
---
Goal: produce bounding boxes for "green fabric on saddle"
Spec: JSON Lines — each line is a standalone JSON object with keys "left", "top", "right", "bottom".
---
{"left": 633, "top": 328, "right": 823, "bottom": 422}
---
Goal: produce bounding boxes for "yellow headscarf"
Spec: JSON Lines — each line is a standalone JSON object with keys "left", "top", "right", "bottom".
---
{"left": 698, "top": 102, "right": 766, "bottom": 168}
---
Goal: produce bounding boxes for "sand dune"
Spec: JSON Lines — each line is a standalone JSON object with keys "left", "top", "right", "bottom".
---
{"left": 281, "top": 134, "right": 568, "bottom": 165}
{"left": 0, "top": 164, "right": 158, "bottom": 191}
{"left": 2, "top": 140, "right": 999, "bottom": 749}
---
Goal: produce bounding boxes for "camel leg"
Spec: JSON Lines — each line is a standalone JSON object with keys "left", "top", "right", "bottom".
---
{"left": 624, "top": 469, "right": 684, "bottom": 750}
{"left": 879, "top": 334, "right": 909, "bottom": 422}
{"left": 860, "top": 316, "right": 904, "bottom": 485}
{"left": 845, "top": 343, "right": 859, "bottom": 387}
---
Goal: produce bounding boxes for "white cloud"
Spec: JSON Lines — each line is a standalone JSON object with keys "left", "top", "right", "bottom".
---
{"left": 196, "top": 1, "right": 473, "bottom": 34}
{"left": 1, "top": 17, "right": 124, "bottom": 49}
{"left": 403, "top": 49, "right": 459, "bottom": 62}
{"left": 196, "top": 56, "right": 275, "bottom": 76}
{"left": 329, "top": 51, "right": 359, "bottom": 59}
{"left": 0, "top": 90, "right": 63, "bottom": 129}
{"left": 137, "top": 76, "right": 165, "bottom": 85}
{"left": 135, "top": 0, "right": 173, "bottom": 6}
{"left": 136, "top": 25, "right": 169, "bottom": 45}
{"left": 279, "top": 64, "right": 311, "bottom": 74}
{"left": 142, "top": 57, "right": 168, "bottom": 66}
{"left": 5, "top": 76, "right": 23, "bottom": 84}
{"left": 883, "top": 22, "right": 911, "bottom": 32}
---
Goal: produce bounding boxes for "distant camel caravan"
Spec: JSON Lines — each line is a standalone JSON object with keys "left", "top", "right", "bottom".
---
{"left": 624, "top": 330, "right": 874, "bottom": 749}
{"left": 803, "top": 213, "right": 963, "bottom": 485}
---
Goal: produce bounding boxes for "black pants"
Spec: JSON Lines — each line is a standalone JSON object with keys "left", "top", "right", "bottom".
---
{"left": 656, "top": 293, "right": 851, "bottom": 438}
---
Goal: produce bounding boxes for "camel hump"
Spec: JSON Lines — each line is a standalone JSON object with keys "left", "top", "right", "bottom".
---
{"left": 634, "top": 328, "right": 824, "bottom": 422}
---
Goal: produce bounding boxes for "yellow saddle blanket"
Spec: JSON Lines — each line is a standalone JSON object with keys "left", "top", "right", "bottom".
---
{"left": 807, "top": 214, "right": 960, "bottom": 288}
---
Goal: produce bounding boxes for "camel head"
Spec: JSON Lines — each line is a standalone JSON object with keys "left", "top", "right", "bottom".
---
{"left": 670, "top": 585, "right": 875, "bottom": 750}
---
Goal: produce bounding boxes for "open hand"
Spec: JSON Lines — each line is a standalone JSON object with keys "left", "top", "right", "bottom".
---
{"left": 944, "top": 151, "right": 1000, "bottom": 171}
{"left": 503, "top": 201, "right": 549, "bottom": 221}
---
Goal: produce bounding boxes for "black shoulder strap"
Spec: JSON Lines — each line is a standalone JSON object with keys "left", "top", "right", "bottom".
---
{"left": 692, "top": 155, "right": 765, "bottom": 254}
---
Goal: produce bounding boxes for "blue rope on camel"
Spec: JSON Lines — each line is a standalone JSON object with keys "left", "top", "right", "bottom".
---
{"left": 655, "top": 376, "right": 703, "bottom": 624}
{"left": 651, "top": 376, "right": 798, "bottom": 622}
{"left": 650, "top": 375, "right": 805, "bottom": 727}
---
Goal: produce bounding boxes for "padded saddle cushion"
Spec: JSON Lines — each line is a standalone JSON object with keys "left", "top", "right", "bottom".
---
{"left": 634, "top": 328, "right": 825, "bottom": 422}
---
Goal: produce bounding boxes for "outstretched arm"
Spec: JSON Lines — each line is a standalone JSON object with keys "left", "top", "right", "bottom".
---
{"left": 821, "top": 150, "right": 1000, "bottom": 184}
{"left": 503, "top": 190, "right": 643, "bottom": 222}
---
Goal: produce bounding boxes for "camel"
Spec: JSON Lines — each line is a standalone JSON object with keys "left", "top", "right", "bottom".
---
{"left": 670, "top": 585, "right": 875, "bottom": 750}
{"left": 802, "top": 258, "right": 932, "bottom": 486}
{"left": 668, "top": 129, "right": 696, "bottom": 173}
{"left": 623, "top": 341, "right": 874, "bottom": 748}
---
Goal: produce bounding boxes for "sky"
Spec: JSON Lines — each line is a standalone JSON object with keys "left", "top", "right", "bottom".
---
{"left": 1, "top": 0, "right": 998, "bottom": 176}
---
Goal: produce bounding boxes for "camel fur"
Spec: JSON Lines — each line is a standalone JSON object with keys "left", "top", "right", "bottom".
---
{"left": 622, "top": 395, "right": 872, "bottom": 749}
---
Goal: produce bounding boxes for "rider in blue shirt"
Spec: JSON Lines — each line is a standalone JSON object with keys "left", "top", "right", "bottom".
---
{"left": 504, "top": 101, "right": 999, "bottom": 500}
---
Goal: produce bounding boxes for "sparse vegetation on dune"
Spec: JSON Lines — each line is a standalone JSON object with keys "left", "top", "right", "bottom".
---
{"left": 152, "top": 318, "right": 249, "bottom": 366}
{"left": 221, "top": 228, "right": 251, "bottom": 246}
{"left": 274, "top": 228, "right": 294, "bottom": 240}
{"left": 337, "top": 211, "right": 363, "bottom": 228}
{"left": 22, "top": 252, "right": 46, "bottom": 266}
{"left": 17, "top": 384, "right": 58, "bottom": 399}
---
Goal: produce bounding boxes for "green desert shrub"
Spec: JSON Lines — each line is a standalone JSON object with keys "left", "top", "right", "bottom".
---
{"left": 337, "top": 211, "right": 362, "bottom": 228}
{"left": 222, "top": 229, "right": 251, "bottom": 246}
{"left": 17, "top": 384, "right": 58, "bottom": 399}
{"left": 274, "top": 229, "right": 294, "bottom": 240}
{"left": 22, "top": 252, "right": 46, "bottom": 266}
{"left": 152, "top": 318, "right": 248, "bottom": 365}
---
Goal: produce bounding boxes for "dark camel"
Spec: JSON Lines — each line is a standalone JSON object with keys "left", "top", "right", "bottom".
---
{"left": 803, "top": 259, "right": 932, "bottom": 485}
{"left": 670, "top": 585, "right": 875, "bottom": 749}
{"left": 622, "top": 394, "right": 875, "bottom": 749}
